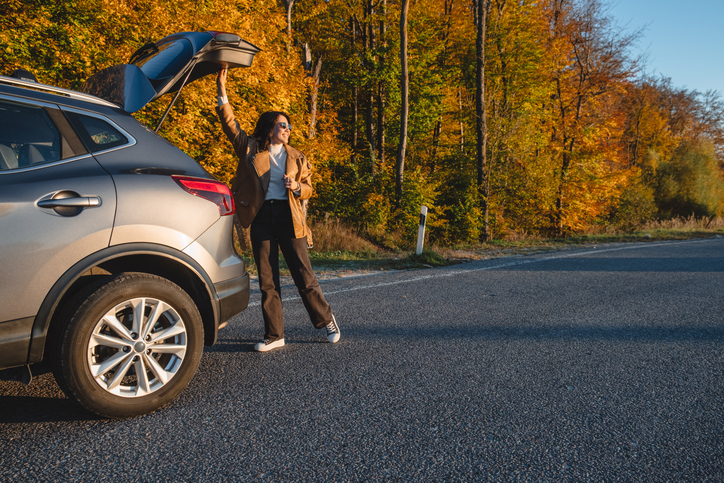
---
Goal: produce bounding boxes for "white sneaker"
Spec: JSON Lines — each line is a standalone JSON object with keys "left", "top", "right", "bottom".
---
{"left": 254, "top": 338, "right": 285, "bottom": 352}
{"left": 325, "top": 316, "right": 340, "bottom": 343}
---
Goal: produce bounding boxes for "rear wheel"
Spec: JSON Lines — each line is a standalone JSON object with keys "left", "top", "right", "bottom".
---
{"left": 53, "top": 273, "right": 203, "bottom": 418}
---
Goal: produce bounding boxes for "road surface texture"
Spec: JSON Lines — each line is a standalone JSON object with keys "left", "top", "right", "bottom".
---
{"left": 1, "top": 238, "right": 723, "bottom": 481}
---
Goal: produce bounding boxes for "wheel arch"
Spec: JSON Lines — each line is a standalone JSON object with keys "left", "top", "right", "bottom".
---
{"left": 31, "top": 243, "right": 220, "bottom": 365}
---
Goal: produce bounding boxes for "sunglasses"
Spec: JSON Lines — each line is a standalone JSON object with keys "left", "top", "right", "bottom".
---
{"left": 276, "top": 121, "right": 293, "bottom": 132}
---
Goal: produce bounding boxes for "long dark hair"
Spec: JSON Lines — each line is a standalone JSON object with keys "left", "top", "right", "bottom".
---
{"left": 252, "top": 111, "right": 291, "bottom": 151}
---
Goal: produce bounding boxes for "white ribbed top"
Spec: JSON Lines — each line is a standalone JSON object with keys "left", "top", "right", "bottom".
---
{"left": 265, "top": 143, "right": 288, "bottom": 200}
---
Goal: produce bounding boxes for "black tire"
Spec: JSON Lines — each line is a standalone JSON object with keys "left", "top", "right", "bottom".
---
{"left": 52, "top": 273, "right": 203, "bottom": 418}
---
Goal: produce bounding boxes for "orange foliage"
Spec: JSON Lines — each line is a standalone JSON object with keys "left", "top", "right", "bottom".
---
{"left": 2, "top": 0, "right": 722, "bottom": 243}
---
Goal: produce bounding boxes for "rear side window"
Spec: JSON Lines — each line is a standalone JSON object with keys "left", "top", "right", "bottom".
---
{"left": 65, "top": 111, "right": 128, "bottom": 152}
{"left": 0, "top": 100, "right": 61, "bottom": 171}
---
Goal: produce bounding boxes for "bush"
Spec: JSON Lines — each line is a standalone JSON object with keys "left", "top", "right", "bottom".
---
{"left": 431, "top": 154, "right": 482, "bottom": 244}
{"left": 391, "top": 168, "right": 439, "bottom": 249}
{"left": 608, "top": 176, "right": 657, "bottom": 232}
{"left": 655, "top": 141, "right": 724, "bottom": 219}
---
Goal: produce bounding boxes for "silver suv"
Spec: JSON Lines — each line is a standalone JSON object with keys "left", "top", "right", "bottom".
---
{"left": 0, "top": 31, "right": 259, "bottom": 418}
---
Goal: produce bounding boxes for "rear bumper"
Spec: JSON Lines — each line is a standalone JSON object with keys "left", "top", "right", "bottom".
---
{"left": 215, "top": 272, "right": 250, "bottom": 324}
{"left": 0, "top": 317, "right": 34, "bottom": 370}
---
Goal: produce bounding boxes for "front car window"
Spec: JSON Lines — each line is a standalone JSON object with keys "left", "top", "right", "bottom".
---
{"left": 0, "top": 100, "right": 61, "bottom": 171}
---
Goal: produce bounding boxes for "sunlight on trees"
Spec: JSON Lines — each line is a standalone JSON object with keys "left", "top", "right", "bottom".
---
{"left": 2, "top": 0, "right": 723, "bottom": 247}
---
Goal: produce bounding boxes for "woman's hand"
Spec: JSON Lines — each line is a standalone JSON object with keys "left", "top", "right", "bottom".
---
{"left": 217, "top": 68, "right": 227, "bottom": 97}
{"left": 283, "top": 174, "right": 300, "bottom": 192}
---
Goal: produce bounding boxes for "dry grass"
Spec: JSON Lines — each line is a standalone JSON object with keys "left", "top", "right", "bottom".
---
{"left": 639, "top": 215, "right": 724, "bottom": 231}
{"left": 309, "top": 217, "right": 377, "bottom": 253}
{"left": 500, "top": 229, "right": 544, "bottom": 242}
{"left": 235, "top": 214, "right": 724, "bottom": 277}
{"left": 432, "top": 243, "right": 559, "bottom": 263}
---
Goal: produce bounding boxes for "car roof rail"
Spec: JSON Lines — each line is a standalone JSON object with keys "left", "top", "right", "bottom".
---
{"left": 0, "top": 74, "right": 120, "bottom": 108}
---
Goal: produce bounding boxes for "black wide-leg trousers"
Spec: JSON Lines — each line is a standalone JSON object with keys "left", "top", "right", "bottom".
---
{"left": 250, "top": 200, "right": 333, "bottom": 342}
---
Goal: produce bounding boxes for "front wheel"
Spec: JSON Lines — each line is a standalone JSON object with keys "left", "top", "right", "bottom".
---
{"left": 53, "top": 273, "right": 204, "bottom": 418}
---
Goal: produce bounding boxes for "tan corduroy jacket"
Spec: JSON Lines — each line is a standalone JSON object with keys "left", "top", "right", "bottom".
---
{"left": 216, "top": 103, "right": 313, "bottom": 246}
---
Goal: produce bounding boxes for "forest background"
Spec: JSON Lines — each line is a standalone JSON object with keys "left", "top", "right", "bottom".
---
{"left": 2, "top": 0, "right": 724, "bottom": 252}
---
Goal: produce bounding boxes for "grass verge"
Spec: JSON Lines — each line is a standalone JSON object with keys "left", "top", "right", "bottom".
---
{"left": 236, "top": 216, "right": 724, "bottom": 278}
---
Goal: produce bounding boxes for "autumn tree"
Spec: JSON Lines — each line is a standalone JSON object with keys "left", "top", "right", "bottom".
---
{"left": 4, "top": 0, "right": 722, "bottom": 246}
{"left": 544, "top": 0, "right": 640, "bottom": 234}
{"left": 616, "top": 76, "right": 724, "bottom": 225}
{"left": 482, "top": 0, "right": 556, "bottom": 237}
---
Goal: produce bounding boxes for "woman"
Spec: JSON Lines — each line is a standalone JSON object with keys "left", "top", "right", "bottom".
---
{"left": 216, "top": 69, "right": 339, "bottom": 352}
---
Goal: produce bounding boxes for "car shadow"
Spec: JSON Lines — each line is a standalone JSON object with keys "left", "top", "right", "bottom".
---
{"left": 348, "top": 323, "right": 724, "bottom": 342}
{"left": 0, "top": 372, "right": 101, "bottom": 423}
{"left": 206, "top": 339, "right": 257, "bottom": 353}
{"left": 0, "top": 394, "right": 101, "bottom": 423}
{"left": 208, "top": 338, "right": 328, "bottom": 353}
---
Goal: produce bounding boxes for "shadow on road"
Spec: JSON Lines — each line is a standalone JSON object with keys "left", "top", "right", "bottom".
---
{"left": 0, "top": 394, "right": 100, "bottom": 424}
{"left": 206, "top": 338, "right": 258, "bottom": 353}
{"left": 208, "top": 338, "right": 331, "bottom": 352}
{"left": 506, "top": 257, "right": 724, "bottom": 272}
{"left": 3, "top": 324, "right": 721, "bottom": 423}
{"left": 349, "top": 324, "right": 724, "bottom": 342}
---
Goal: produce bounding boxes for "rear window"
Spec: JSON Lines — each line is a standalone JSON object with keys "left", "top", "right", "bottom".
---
{"left": 0, "top": 100, "right": 61, "bottom": 171}
{"left": 65, "top": 112, "right": 128, "bottom": 152}
{"left": 134, "top": 39, "right": 193, "bottom": 83}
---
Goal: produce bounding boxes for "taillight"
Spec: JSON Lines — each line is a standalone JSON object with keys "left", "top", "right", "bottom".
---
{"left": 173, "top": 176, "right": 235, "bottom": 216}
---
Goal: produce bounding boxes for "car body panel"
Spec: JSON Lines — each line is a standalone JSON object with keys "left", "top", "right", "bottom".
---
{"left": 0, "top": 156, "right": 117, "bottom": 322}
{"left": 108, "top": 171, "right": 219, "bottom": 249}
{"left": 23, "top": 242, "right": 235, "bottom": 367}
{"left": 183, "top": 212, "right": 246, "bottom": 283}
{"left": 214, "top": 274, "right": 250, "bottom": 324}
{"left": 86, "top": 146, "right": 222, "bottom": 250}
{"left": 0, "top": 317, "right": 34, "bottom": 369}
{"left": 75, "top": 105, "right": 211, "bottom": 178}
{"left": 0, "top": 76, "right": 119, "bottom": 111}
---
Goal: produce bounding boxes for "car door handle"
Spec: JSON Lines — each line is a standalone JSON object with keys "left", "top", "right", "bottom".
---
{"left": 37, "top": 196, "right": 101, "bottom": 208}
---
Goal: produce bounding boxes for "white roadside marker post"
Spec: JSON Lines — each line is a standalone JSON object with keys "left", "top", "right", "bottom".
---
{"left": 416, "top": 205, "right": 428, "bottom": 255}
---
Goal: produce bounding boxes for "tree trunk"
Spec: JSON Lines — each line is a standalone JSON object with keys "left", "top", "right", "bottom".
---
{"left": 351, "top": 16, "right": 358, "bottom": 164}
{"left": 301, "top": 43, "right": 323, "bottom": 140}
{"left": 475, "top": 0, "right": 490, "bottom": 240}
{"left": 632, "top": 105, "right": 643, "bottom": 167}
{"left": 284, "top": 0, "right": 294, "bottom": 52}
{"left": 432, "top": 118, "right": 442, "bottom": 164}
{"left": 376, "top": 83, "right": 385, "bottom": 175}
{"left": 395, "top": 0, "right": 410, "bottom": 205}
{"left": 302, "top": 42, "right": 312, "bottom": 72}
{"left": 309, "top": 57, "right": 322, "bottom": 139}
{"left": 364, "top": 1, "right": 376, "bottom": 173}
{"left": 366, "top": 89, "right": 376, "bottom": 170}
{"left": 376, "top": 0, "right": 387, "bottom": 175}
{"left": 459, "top": 88, "right": 465, "bottom": 153}
{"left": 431, "top": 0, "right": 452, "bottom": 166}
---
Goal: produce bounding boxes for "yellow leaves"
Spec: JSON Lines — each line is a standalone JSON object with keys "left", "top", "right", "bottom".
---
{"left": 4, "top": 0, "right": 682, "bottom": 240}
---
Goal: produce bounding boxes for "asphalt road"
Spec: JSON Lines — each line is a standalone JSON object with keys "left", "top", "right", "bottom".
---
{"left": 1, "top": 238, "right": 723, "bottom": 481}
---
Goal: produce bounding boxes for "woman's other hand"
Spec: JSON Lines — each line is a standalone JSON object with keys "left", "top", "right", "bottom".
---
{"left": 282, "top": 174, "right": 300, "bottom": 192}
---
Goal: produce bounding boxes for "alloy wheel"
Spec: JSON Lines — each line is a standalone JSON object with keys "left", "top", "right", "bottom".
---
{"left": 86, "top": 297, "right": 188, "bottom": 398}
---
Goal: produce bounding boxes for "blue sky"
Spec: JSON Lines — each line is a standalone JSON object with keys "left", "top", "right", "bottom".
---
{"left": 608, "top": 0, "right": 724, "bottom": 96}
